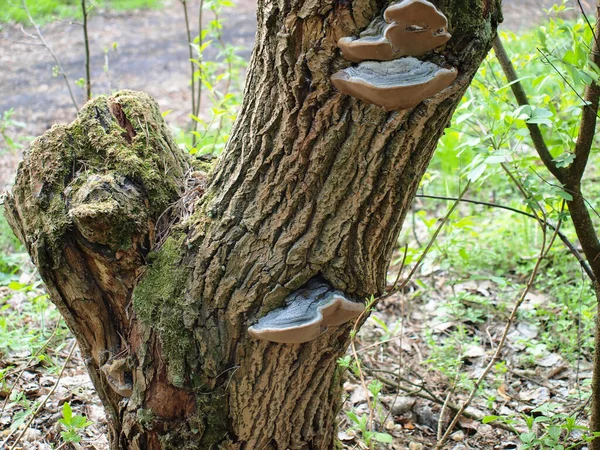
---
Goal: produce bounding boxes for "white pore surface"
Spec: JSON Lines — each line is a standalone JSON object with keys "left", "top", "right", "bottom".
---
{"left": 344, "top": 57, "right": 447, "bottom": 88}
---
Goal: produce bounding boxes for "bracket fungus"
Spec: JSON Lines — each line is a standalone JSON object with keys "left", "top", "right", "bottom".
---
{"left": 331, "top": 57, "right": 457, "bottom": 111}
{"left": 337, "top": 0, "right": 451, "bottom": 63}
{"left": 248, "top": 281, "right": 364, "bottom": 344}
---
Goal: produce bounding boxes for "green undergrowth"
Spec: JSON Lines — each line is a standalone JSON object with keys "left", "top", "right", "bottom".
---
{"left": 0, "top": 207, "right": 69, "bottom": 378}
{"left": 0, "top": 0, "right": 165, "bottom": 24}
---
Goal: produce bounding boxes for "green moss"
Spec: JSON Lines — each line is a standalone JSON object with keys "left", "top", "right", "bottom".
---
{"left": 191, "top": 158, "right": 217, "bottom": 174}
{"left": 196, "top": 396, "right": 230, "bottom": 448}
{"left": 132, "top": 233, "right": 199, "bottom": 387}
{"left": 136, "top": 408, "right": 156, "bottom": 430}
{"left": 8, "top": 91, "right": 188, "bottom": 265}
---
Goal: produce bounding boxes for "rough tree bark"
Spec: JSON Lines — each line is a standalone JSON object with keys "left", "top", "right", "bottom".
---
{"left": 4, "top": 0, "right": 501, "bottom": 448}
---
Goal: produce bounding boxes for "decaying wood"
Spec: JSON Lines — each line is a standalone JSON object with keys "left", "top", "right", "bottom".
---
{"left": 5, "top": 1, "right": 502, "bottom": 448}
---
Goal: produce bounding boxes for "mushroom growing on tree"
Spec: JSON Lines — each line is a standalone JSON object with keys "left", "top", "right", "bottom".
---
{"left": 4, "top": 0, "right": 501, "bottom": 448}
{"left": 248, "top": 280, "right": 364, "bottom": 343}
{"left": 331, "top": 57, "right": 458, "bottom": 111}
{"left": 337, "top": 0, "right": 452, "bottom": 63}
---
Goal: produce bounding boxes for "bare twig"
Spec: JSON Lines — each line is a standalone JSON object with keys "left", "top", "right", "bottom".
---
{"left": 349, "top": 183, "right": 470, "bottom": 434}
{"left": 363, "top": 367, "right": 517, "bottom": 433}
{"left": 81, "top": 0, "right": 91, "bottom": 101}
{"left": 381, "top": 182, "right": 471, "bottom": 303}
{"left": 350, "top": 298, "right": 377, "bottom": 432}
{"left": 5, "top": 341, "right": 77, "bottom": 450}
{"left": 21, "top": 0, "right": 78, "bottom": 112}
{"left": 180, "top": 0, "right": 197, "bottom": 137}
{"left": 435, "top": 214, "right": 548, "bottom": 448}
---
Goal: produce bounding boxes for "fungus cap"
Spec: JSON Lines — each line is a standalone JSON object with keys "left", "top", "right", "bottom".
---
{"left": 248, "top": 281, "right": 364, "bottom": 344}
{"left": 384, "top": 0, "right": 451, "bottom": 57}
{"left": 337, "top": 0, "right": 451, "bottom": 63}
{"left": 337, "top": 36, "right": 396, "bottom": 63}
{"left": 331, "top": 57, "right": 457, "bottom": 111}
{"left": 384, "top": 0, "right": 449, "bottom": 30}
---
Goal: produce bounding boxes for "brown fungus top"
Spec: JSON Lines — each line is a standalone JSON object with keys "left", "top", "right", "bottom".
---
{"left": 331, "top": 57, "right": 457, "bottom": 111}
{"left": 337, "top": 0, "right": 451, "bottom": 63}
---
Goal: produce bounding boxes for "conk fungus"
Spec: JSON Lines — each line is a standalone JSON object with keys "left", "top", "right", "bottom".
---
{"left": 337, "top": 35, "right": 397, "bottom": 63}
{"left": 384, "top": 0, "right": 451, "bottom": 56}
{"left": 248, "top": 281, "right": 364, "bottom": 344}
{"left": 337, "top": 0, "right": 451, "bottom": 63}
{"left": 331, "top": 57, "right": 458, "bottom": 111}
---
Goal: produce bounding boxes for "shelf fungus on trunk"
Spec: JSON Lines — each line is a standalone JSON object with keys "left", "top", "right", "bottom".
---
{"left": 331, "top": 57, "right": 457, "bottom": 111}
{"left": 337, "top": 0, "right": 451, "bottom": 63}
{"left": 248, "top": 280, "right": 364, "bottom": 344}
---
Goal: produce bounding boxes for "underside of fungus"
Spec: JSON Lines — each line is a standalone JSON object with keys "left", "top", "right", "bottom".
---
{"left": 248, "top": 280, "right": 364, "bottom": 344}
{"left": 331, "top": 57, "right": 457, "bottom": 111}
{"left": 337, "top": 0, "right": 451, "bottom": 63}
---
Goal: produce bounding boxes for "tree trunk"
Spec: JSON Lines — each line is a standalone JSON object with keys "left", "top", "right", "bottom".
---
{"left": 5, "top": 1, "right": 502, "bottom": 448}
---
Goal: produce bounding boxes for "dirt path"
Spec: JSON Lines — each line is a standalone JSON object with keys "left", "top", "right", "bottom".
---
{"left": 0, "top": 0, "right": 589, "bottom": 190}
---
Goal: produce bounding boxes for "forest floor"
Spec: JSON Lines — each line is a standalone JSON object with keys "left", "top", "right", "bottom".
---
{"left": 0, "top": 1, "right": 597, "bottom": 449}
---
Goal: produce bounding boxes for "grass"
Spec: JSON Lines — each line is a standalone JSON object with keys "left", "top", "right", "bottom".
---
{"left": 0, "top": 0, "right": 166, "bottom": 24}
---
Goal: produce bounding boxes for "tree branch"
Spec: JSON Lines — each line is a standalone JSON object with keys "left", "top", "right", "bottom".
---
{"left": 492, "top": 36, "right": 566, "bottom": 183}
{"left": 21, "top": 0, "right": 79, "bottom": 112}
{"left": 81, "top": 0, "right": 91, "bottom": 101}
{"left": 569, "top": 5, "right": 600, "bottom": 182}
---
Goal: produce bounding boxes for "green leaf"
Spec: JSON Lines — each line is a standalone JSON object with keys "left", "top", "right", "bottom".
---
{"left": 346, "top": 410, "right": 360, "bottom": 425}
{"left": 482, "top": 415, "right": 501, "bottom": 424}
{"left": 60, "top": 430, "right": 81, "bottom": 443}
{"left": 520, "top": 432, "right": 536, "bottom": 444}
{"left": 372, "top": 432, "right": 393, "bottom": 443}
{"left": 527, "top": 107, "right": 553, "bottom": 126}
{"left": 62, "top": 402, "right": 73, "bottom": 423}
{"left": 467, "top": 163, "right": 487, "bottom": 182}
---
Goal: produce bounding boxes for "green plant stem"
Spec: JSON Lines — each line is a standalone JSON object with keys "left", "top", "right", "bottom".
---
{"left": 492, "top": 37, "right": 566, "bottom": 183}
{"left": 195, "top": 0, "right": 204, "bottom": 123}
{"left": 494, "top": 14, "right": 600, "bottom": 447}
{"left": 81, "top": 0, "right": 91, "bottom": 101}
{"left": 21, "top": 0, "right": 78, "bottom": 112}
{"left": 181, "top": 0, "right": 196, "bottom": 138}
